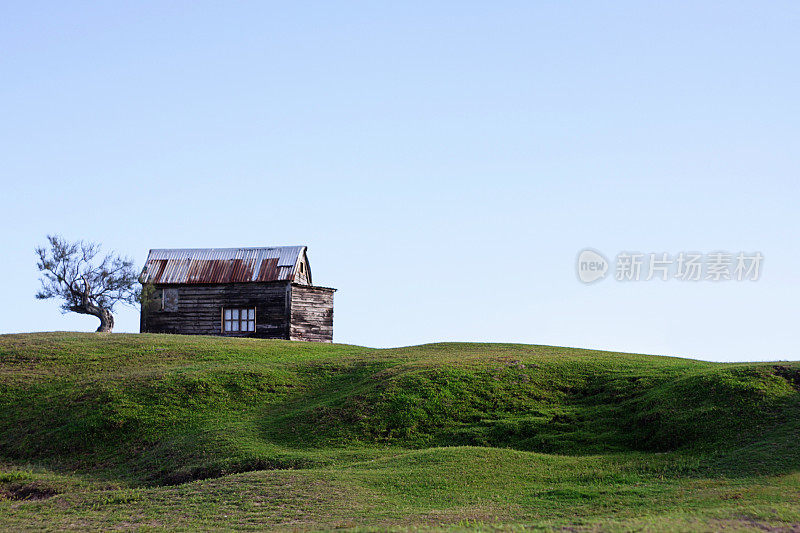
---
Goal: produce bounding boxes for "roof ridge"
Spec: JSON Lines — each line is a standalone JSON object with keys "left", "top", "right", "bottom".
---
{"left": 148, "top": 245, "right": 305, "bottom": 251}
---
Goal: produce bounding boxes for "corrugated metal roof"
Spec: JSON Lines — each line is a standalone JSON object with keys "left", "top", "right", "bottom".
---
{"left": 140, "top": 246, "right": 306, "bottom": 284}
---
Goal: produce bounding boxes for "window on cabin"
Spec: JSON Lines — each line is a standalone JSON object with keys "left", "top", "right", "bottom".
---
{"left": 162, "top": 289, "right": 179, "bottom": 312}
{"left": 223, "top": 307, "right": 256, "bottom": 333}
{"left": 299, "top": 262, "right": 304, "bottom": 273}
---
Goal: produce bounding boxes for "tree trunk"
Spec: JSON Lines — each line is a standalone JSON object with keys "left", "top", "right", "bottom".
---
{"left": 72, "top": 305, "right": 115, "bottom": 333}
{"left": 95, "top": 308, "right": 114, "bottom": 332}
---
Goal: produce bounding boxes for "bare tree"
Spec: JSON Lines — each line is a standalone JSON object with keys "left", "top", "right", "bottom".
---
{"left": 35, "top": 235, "right": 140, "bottom": 332}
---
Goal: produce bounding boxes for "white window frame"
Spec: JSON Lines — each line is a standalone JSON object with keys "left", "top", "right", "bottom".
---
{"left": 221, "top": 307, "right": 256, "bottom": 333}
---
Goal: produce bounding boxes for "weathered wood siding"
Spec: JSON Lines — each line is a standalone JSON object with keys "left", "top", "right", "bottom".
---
{"left": 294, "top": 251, "right": 311, "bottom": 286}
{"left": 289, "top": 284, "right": 334, "bottom": 342}
{"left": 141, "top": 282, "right": 291, "bottom": 338}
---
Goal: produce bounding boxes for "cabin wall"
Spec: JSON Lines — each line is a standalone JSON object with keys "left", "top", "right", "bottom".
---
{"left": 289, "top": 284, "right": 334, "bottom": 342}
{"left": 141, "top": 282, "right": 291, "bottom": 338}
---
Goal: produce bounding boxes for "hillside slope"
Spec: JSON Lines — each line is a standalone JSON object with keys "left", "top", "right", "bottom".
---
{"left": 0, "top": 332, "right": 798, "bottom": 530}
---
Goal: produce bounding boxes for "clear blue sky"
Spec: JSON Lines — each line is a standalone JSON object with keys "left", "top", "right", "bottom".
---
{"left": 1, "top": 2, "right": 798, "bottom": 361}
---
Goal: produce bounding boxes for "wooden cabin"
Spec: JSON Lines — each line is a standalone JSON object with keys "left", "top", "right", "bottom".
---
{"left": 139, "top": 246, "right": 335, "bottom": 342}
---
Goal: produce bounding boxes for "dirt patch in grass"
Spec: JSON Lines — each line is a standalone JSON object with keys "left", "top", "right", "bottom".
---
{"left": 0, "top": 482, "right": 58, "bottom": 501}
{"left": 723, "top": 516, "right": 800, "bottom": 532}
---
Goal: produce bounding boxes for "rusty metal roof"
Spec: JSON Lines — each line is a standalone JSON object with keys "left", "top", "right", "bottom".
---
{"left": 140, "top": 246, "right": 307, "bottom": 285}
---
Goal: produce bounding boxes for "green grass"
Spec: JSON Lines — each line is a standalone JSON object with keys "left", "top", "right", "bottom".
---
{"left": 0, "top": 332, "right": 798, "bottom": 531}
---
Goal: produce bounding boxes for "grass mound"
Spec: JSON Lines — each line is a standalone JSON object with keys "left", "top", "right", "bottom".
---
{"left": 0, "top": 332, "right": 798, "bottom": 530}
{"left": 1, "top": 333, "right": 797, "bottom": 484}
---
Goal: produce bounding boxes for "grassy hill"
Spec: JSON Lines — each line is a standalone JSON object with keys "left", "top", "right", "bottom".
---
{"left": 0, "top": 332, "right": 798, "bottom": 531}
